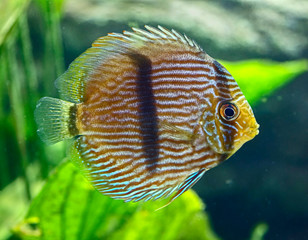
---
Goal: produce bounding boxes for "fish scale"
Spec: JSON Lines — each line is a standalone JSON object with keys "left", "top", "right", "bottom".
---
{"left": 35, "top": 25, "right": 259, "bottom": 205}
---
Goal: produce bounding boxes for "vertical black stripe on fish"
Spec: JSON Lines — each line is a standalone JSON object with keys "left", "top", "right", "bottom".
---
{"left": 128, "top": 52, "right": 159, "bottom": 173}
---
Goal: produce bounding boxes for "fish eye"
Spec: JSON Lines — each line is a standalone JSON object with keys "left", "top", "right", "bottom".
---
{"left": 219, "top": 102, "right": 239, "bottom": 121}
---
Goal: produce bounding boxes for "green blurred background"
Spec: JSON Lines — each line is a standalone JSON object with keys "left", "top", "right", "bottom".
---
{"left": 0, "top": 0, "right": 307, "bottom": 240}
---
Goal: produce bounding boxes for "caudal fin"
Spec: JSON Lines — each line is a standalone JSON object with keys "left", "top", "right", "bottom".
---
{"left": 34, "top": 97, "right": 78, "bottom": 145}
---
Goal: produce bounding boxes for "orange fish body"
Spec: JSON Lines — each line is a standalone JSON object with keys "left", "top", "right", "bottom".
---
{"left": 35, "top": 26, "right": 259, "bottom": 203}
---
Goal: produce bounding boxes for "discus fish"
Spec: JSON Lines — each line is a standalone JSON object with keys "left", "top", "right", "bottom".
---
{"left": 35, "top": 26, "right": 259, "bottom": 204}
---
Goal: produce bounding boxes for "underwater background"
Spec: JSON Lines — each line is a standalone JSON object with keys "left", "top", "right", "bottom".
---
{"left": 0, "top": 0, "right": 307, "bottom": 240}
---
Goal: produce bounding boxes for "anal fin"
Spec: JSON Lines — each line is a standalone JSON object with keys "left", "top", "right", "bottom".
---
{"left": 156, "top": 169, "right": 206, "bottom": 211}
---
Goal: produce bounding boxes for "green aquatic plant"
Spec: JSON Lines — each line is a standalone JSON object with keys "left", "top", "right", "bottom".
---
{"left": 12, "top": 161, "right": 220, "bottom": 240}
{"left": 0, "top": 0, "right": 66, "bottom": 194}
{"left": 222, "top": 59, "right": 308, "bottom": 105}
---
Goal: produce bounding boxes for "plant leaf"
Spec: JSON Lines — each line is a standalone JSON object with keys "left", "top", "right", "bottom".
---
{"left": 12, "top": 161, "right": 220, "bottom": 240}
{"left": 222, "top": 59, "right": 308, "bottom": 105}
{"left": 0, "top": 0, "right": 30, "bottom": 46}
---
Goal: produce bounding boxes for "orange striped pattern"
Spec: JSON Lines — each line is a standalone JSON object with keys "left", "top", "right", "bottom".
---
{"left": 62, "top": 26, "right": 260, "bottom": 202}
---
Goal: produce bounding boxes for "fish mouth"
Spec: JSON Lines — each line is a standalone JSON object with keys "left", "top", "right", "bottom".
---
{"left": 250, "top": 123, "right": 260, "bottom": 137}
{"left": 243, "top": 123, "right": 259, "bottom": 143}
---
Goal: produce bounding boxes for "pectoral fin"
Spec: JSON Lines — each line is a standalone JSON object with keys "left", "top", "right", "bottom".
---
{"left": 158, "top": 120, "right": 197, "bottom": 142}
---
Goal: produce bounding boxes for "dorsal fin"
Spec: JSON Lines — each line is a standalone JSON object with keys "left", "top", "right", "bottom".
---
{"left": 128, "top": 25, "right": 203, "bottom": 52}
{"left": 55, "top": 26, "right": 204, "bottom": 103}
{"left": 55, "top": 35, "right": 132, "bottom": 103}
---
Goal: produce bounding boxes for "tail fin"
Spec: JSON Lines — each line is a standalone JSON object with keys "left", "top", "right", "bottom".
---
{"left": 34, "top": 97, "right": 78, "bottom": 145}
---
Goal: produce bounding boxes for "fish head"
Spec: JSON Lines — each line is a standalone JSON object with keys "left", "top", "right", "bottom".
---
{"left": 201, "top": 61, "right": 259, "bottom": 157}
{"left": 220, "top": 96, "right": 259, "bottom": 157}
